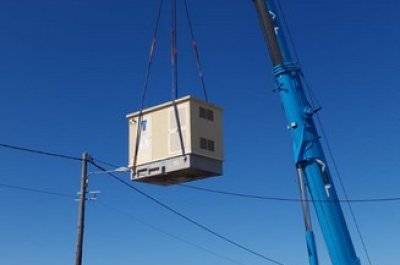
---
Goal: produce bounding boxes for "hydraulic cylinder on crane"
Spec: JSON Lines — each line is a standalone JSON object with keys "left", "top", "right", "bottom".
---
{"left": 251, "top": 1, "right": 362, "bottom": 265}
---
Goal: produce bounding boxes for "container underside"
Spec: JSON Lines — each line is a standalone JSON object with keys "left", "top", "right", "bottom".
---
{"left": 131, "top": 154, "right": 222, "bottom": 186}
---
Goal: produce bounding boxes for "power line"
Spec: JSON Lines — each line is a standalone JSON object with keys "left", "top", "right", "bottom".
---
{"left": 90, "top": 161, "right": 287, "bottom": 265}
{"left": 87, "top": 158, "right": 400, "bottom": 203}
{"left": 0, "top": 139, "right": 377, "bottom": 264}
{"left": 0, "top": 175, "right": 246, "bottom": 265}
{"left": 0, "top": 139, "right": 376, "bottom": 264}
{"left": 0, "top": 143, "right": 82, "bottom": 161}
{"left": 1, "top": 142, "right": 396, "bottom": 205}
{"left": 179, "top": 184, "right": 400, "bottom": 204}
{"left": 0, "top": 182, "right": 75, "bottom": 199}
{"left": 97, "top": 201, "right": 248, "bottom": 265}
{"left": 87, "top": 158, "right": 400, "bottom": 204}
{"left": 91, "top": 158, "right": 120, "bottom": 169}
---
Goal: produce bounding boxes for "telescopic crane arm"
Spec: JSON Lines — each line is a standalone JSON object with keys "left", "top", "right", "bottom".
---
{"left": 251, "top": 1, "right": 362, "bottom": 265}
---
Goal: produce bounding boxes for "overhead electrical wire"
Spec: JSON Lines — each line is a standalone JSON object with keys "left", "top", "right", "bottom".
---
{"left": 273, "top": 1, "right": 373, "bottom": 264}
{"left": 97, "top": 201, "right": 248, "bottom": 265}
{"left": 0, "top": 139, "right": 386, "bottom": 265}
{"left": 0, "top": 172, "right": 247, "bottom": 264}
{"left": 0, "top": 141, "right": 397, "bottom": 205}
{"left": 0, "top": 3, "right": 374, "bottom": 263}
{"left": 0, "top": 141, "right": 123, "bottom": 170}
{"left": 88, "top": 158, "right": 400, "bottom": 204}
{"left": 0, "top": 142, "right": 82, "bottom": 161}
{"left": 0, "top": 182, "right": 75, "bottom": 199}
{"left": 0, "top": 178, "right": 246, "bottom": 265}
{"left": 0, "top": 176, "right": 247, "bottom": 265}
{"left": 90, "top": 161, "right": 287, "bottom": 265}
{"left": 91, "top": 159, "right": 400, "bottom": 204}
{"left": 91, "top": 158, "right": 120, "bottom": 169}
{"left": 179, "top": 184, "right": 400, "bottom": 203}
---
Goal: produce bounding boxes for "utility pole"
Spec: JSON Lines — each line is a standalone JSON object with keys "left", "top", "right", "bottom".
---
{"left": 75, "top": 152, "right": 89, "bottom": 265}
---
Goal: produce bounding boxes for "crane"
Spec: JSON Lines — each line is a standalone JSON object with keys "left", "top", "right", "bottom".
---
{"left": 251, "top": 1, "right": 362, "bottom": 265}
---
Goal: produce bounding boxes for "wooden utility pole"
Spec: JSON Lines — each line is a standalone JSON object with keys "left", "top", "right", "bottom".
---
{"left": 75, "top": 152, "right": 89, "bottom": 265}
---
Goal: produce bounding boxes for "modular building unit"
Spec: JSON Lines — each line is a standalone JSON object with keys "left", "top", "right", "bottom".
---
{"left": 127, "top": 95, "right": 223, "bottom": 185}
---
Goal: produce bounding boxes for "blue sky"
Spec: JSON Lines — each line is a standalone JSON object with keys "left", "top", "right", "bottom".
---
{"left": 0, "top": 0, "right": 399, "bottom": 265}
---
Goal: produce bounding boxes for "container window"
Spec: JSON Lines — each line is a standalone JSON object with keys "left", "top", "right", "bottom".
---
{"left": 141, "top": 120, "right": 147, "bottom": 131}
{"left": 200, "top": 137, "right": 208, "bottom": 150}
{"left": 199, "top": 106, "right": 214, "bottom": 121}
{"left": 200, "top": 137, "right": 215, "bottom": 152}
{"left": 199, "top": 106, "right": 206, "bottom": 119}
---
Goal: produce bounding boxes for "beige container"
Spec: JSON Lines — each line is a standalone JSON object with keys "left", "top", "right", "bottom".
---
{"left": 127, "top": 95, "right": 223, "bottom": 185}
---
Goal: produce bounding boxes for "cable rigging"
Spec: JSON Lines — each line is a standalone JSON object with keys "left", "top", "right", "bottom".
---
{"left": 184, "top": 0, "right": 209, "bottom": 102}
{"left": 132, "top": 0, "right": 211, "bottom": 172}
{"left": 132, "top": 0, "right": 164, "bottom": 173}
{"left": 170, "top": 0, "right": 186, "bottom": 158}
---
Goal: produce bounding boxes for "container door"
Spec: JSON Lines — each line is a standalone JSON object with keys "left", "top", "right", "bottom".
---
{"left": 137, "top": 116, "right": 152, "bottom": 164}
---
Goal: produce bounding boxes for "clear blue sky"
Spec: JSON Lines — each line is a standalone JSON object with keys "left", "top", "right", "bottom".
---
{"left": 0, "top": 0, "right": 399, "bottom": 265}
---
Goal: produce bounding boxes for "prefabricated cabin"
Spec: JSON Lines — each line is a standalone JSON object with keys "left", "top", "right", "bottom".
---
{"left": 127, "top": 96, "right": 223, "bottom": 185}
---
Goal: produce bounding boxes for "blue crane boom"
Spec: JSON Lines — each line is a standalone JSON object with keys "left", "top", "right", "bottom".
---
{"left": 251, "top": 1, "right": 362, "bottom": 265}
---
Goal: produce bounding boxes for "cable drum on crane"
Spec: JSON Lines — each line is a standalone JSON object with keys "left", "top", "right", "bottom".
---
{"left": 127, "top": 0, "right": 224, "bottom": 186}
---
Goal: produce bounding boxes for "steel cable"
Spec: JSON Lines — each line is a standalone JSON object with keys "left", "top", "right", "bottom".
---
{"left": 183, "top": 0, "right": 209, "bottom": 102}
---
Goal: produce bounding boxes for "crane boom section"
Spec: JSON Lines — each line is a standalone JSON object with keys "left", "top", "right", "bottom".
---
{"left": 252, "top": 1, "right": 362, "bottom": 265}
